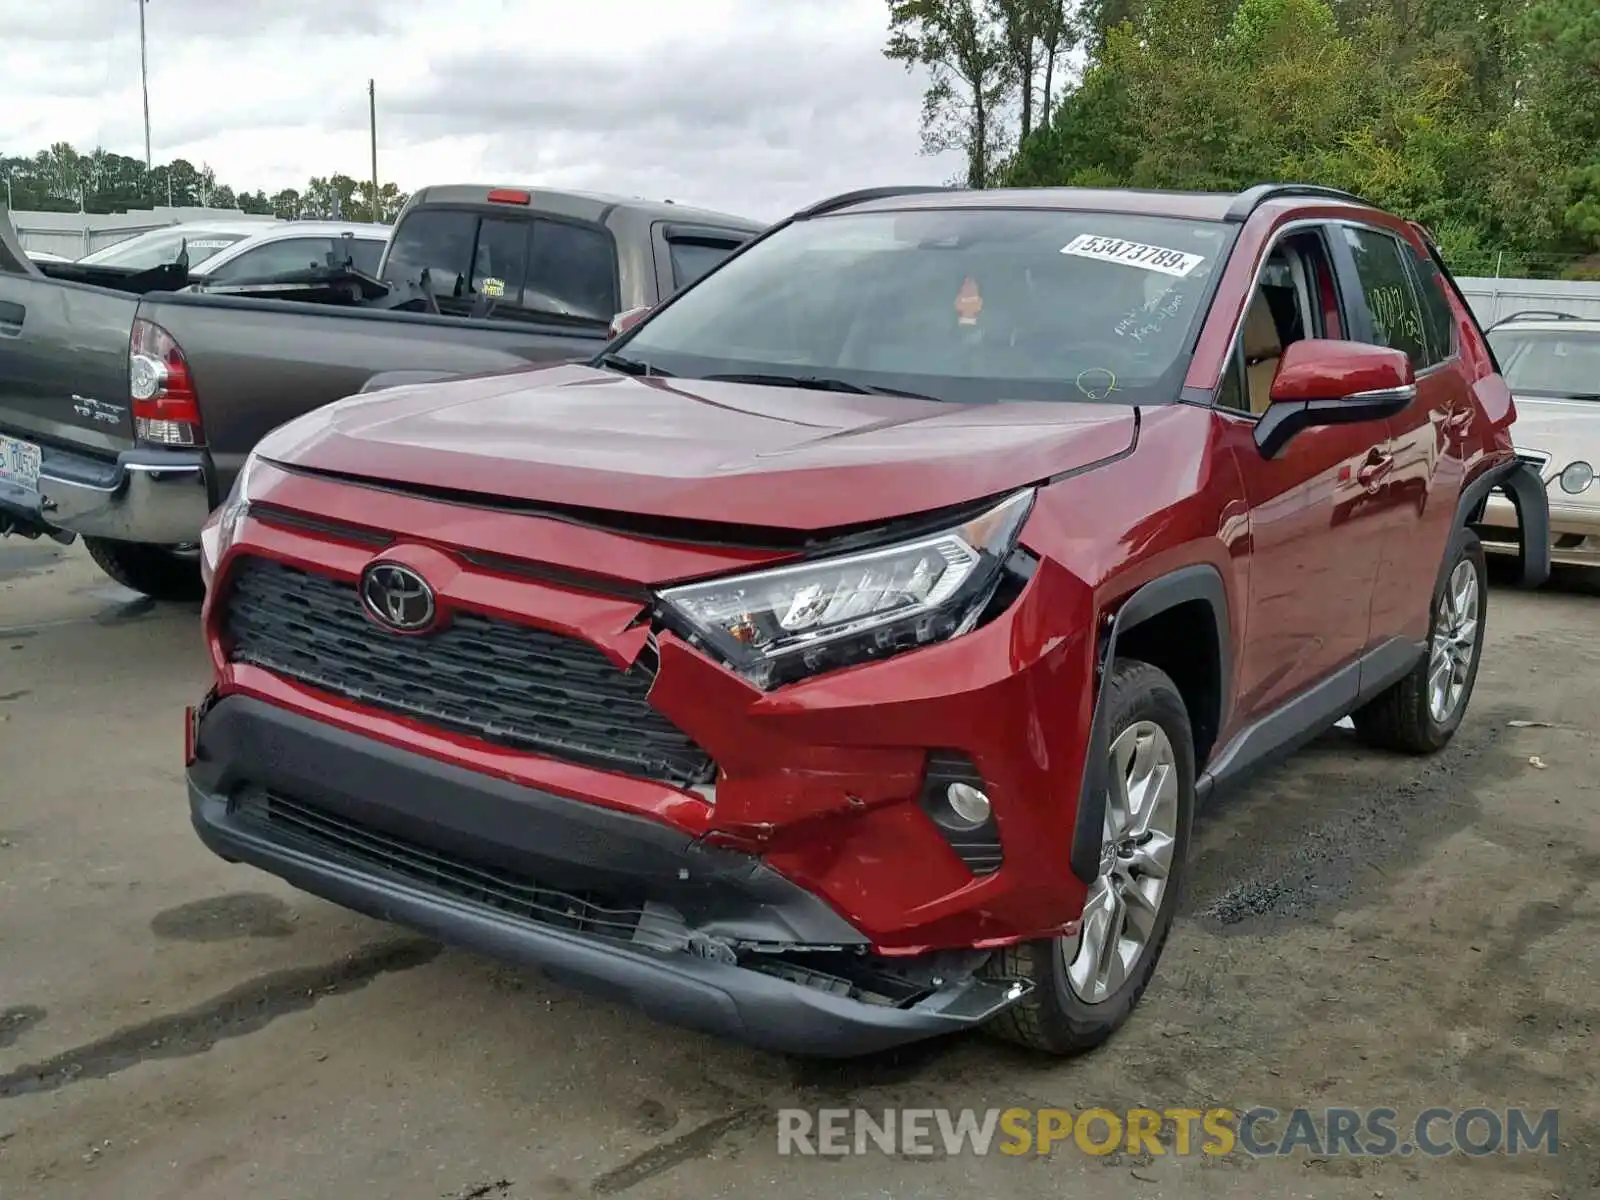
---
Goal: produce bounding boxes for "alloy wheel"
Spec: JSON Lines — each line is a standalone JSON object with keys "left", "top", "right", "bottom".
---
{"left": 1427, "top": 558, "right": 1479, "bottom": 724}
{"left": 1064, "top": 720, "right": 1179, "bottom": 1004}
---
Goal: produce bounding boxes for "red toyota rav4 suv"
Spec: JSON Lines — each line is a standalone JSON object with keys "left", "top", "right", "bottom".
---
{"left": 187, "top": 184, "right": 1549, "bottom": 1057}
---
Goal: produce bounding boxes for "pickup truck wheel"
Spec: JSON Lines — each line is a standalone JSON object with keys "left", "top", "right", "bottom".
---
{"left": 1352, "top": 526, "right": 1487, "bottom": 754}
{"left": 83, "top": 538, "right": 205, "bottom": 603}
{"left": 985, "top": 659, "right": 1195, "bottom": 1055}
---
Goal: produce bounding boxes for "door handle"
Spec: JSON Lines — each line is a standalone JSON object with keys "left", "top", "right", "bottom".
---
{"left": 0, "top": 300, "right": 23, "bottom": 337}
{"left": 1357, "top": 452, "right": 1394, "bottom": 489}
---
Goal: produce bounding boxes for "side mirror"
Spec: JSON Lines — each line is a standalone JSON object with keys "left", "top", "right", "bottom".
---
{"left": 608, "top": 305, "right": 652, "bottom": 339}
{"left": 1256, "top": 339, "right": 1417, "bottom": 459}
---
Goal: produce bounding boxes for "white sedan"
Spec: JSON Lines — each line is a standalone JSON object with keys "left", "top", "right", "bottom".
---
{"left": 1481, "top": 312, "right": 1600, "bottom": 569}
{"left": 77, "top": 218, "right": 390, "bottom": 283}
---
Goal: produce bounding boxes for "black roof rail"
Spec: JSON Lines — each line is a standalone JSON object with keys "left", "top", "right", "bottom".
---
{"left": 1486, "top": 310, "right": 1586, "bottom": 330}
{"left": 1224, "top": 183, "right": 1369, "bottom": 221}
{"left": 793, "top": 185, "right": 957, "bottom": 220}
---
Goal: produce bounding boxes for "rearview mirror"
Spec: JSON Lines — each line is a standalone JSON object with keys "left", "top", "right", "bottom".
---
{"left": 608, "top": 305, "right": 652, "bottom": 339}
{"left": 1256, "top": 339, "right": 1417, "bottom": 459}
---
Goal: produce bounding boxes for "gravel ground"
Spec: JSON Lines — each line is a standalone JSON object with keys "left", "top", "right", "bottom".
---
{"left": 1, "top": 539, "right": 1596, "bottom": 1199}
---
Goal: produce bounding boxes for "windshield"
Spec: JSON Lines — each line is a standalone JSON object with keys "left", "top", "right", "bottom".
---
{"left": 617, "top": 208, "right": 1235, "bottom": 403}
{"left": 79, "top": 228, "right": 248, "bottom": 270}
{"left": 1489, "top": 329, "right": 1600, "bottom": 399}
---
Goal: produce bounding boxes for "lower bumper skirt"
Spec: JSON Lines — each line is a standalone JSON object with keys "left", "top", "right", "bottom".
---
{"left": 186, "top": 696, "right": 1028, "bottom": 1057}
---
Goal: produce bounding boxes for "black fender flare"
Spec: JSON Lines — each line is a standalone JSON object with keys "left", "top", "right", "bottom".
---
{"left": 1070, "top": 563, "right": 1231, "bottom": 884}
{"left": 1457, "top": 458, "right": 1550, "bottom": 589}
{"left": 358, "top": 370, "right": 462, "bottom": 394}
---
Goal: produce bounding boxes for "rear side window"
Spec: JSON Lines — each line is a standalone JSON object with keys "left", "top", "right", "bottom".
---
{"left": 383, "top": 208, "right": 617, "bottom": 323}
{"left": 206, "top": 241, "right": 340, "bottom": 284}
{"left": 1404, "top": 243, "right": 1458, "bottom": 364}
{"left": 206, "top": 236, "right": 387, "bottom": 281}
{"left": 1341, "top": 226, "right": 1429, "bottom": 366}
{"left": 668, "top": 238, "right": 743, "bottom": 289}
{"left": 348, "top": 239, "right": 384, "bottom": 275}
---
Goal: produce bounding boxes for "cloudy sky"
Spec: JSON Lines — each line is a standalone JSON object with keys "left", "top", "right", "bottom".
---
{"left": 2, "top": 0, "right": 962, "bottom": 221}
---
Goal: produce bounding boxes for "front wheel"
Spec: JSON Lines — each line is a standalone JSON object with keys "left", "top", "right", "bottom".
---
{"left": 986, "top": 659, "right": 1196, "bottom": 1055}
{"left": 1351, "top": 526, "right": 1487, "bottom": 754}
{"left": 83, "top": 537, "right": 205, "bottom": 602}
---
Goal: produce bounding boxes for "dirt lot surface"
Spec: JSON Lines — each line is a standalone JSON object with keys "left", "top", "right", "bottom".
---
{"left": 1, "top": 539, "right": 1596, "bottom": 1200}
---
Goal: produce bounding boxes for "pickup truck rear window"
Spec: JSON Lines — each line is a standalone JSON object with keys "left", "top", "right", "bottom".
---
{"left": 383, "top": 208, "right": 618, "bottom": 325}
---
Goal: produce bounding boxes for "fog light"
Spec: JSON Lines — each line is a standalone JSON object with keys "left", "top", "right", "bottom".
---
{"left": 1560, "top": 461, "right": 1594, "bottom": 494}
{"left": 946, "top": 782, "right": 991, "bottom": 827}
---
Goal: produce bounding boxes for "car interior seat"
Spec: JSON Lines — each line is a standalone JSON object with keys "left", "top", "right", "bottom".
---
{"left": 1243, "top": 291, "right": 1284, "bottom": 415}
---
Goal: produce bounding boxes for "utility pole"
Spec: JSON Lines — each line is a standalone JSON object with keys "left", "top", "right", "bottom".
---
{"left": 139, "top": 0, "right": 152, "bottom": 170}
{"left": 368, "top": 79, "right": 379, "bottom": 222}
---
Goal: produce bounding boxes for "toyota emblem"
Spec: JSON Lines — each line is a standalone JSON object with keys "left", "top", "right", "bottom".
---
{"left": 360, "top": 562, "right": 437, "bottom": 633}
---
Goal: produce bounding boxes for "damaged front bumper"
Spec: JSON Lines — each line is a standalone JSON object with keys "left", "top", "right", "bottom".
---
{"left": 186, "top": 695, "right": 1030, "bottom": 1056}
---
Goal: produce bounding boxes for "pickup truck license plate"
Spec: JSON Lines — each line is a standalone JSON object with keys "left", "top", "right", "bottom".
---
{"left": 0, "top": 434, "right": 42, "bottom": 491}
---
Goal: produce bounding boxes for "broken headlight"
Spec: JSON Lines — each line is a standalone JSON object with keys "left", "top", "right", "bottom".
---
{"left": 657, "top": 488, "right": 1034, "bottom": 690}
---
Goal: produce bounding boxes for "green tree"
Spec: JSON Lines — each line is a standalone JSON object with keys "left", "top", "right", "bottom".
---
{"left": 885, "top": 0, "right": 1015, "bottom": 186}
{"left": 986, "top": 0, "right": 1600, "bottom": 275}
{"left": 3, "top": 141, "right": 407, "bottom": 226}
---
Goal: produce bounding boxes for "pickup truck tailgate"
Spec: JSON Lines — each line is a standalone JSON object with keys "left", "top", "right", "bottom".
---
{"left": 0, "top": 272, "right": 139, "bottom": 453}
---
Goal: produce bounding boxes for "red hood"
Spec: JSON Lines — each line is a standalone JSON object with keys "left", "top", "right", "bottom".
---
{"left": 257, "top": 363, "right": 1139, "bottom": 530}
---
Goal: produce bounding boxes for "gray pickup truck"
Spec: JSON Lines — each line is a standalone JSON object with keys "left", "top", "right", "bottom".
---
{"left": 0, "top": 186, "right": 761, "bottom": 598}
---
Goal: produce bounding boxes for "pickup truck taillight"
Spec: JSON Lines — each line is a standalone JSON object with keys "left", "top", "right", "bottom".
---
{"left": 129, "top": 317, "right": 203, "bottom": 446}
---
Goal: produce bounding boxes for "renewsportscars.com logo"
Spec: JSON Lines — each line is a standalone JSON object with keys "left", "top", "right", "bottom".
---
{"left": 776, "top": 1106, "right": 1560, "bottom": 1159}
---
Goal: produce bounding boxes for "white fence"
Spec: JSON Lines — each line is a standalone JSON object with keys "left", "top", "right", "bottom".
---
{"left": 6, "top": 206, "right": 279, "bottom": 259}
{"left": 1455, "top": 276, "right": 1600, "bottom": 325}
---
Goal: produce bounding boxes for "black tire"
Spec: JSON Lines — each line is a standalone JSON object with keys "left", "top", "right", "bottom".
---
{"left": 1351, "top": 526, "right": 1487, "bottom": 754}
{"left": 83, "top": 537, "right": 204, "bottom": 602}
{"left": 985, "top": 659, "right": 1196, "bottom": 1055}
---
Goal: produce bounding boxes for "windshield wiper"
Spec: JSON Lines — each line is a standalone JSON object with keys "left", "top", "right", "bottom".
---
{"left": 595, "top": 353, "right": 672, "bottom": 378}
{"left": 700, "top": 372, "right": 939, "bottom": 401}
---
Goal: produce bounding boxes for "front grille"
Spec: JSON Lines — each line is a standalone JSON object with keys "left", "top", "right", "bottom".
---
{"left": 234, "top": 791, "right": 653, "bottom": 945}
{"left": 222, "top": 557, "right": 716, "bottom": 788}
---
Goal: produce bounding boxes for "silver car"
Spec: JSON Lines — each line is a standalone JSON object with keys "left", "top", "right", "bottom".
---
{"left": 1481, "top": 311, "right": 1600, "bottom": 568}
{"left": 77, "top": 218, "right": 389, "bottom": 283}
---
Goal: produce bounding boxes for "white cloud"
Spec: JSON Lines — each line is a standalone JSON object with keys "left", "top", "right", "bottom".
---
{"left": 1, "top": 0, "right": 960, "bottom": 221}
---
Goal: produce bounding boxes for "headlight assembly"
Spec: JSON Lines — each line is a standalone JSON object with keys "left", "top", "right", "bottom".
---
{"left": 199, "top": 451, "right": 260, "bottom": 589}
{"left": 657, "top": 488, "right": 1035, "bottom": 690}
{"left": 1559, "top": 460, "right": 1594, "bottom": 495}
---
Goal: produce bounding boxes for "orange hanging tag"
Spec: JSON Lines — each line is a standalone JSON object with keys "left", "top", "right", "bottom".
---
{"left": 955, "top": 275, "right": 982, "bottom": 325}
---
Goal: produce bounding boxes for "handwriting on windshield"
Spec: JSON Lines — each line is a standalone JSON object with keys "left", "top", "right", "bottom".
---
{"left": 1077, "top": 369, "right": 1118, "bottom": 400}
{"left": 1116, "top": 290, "right": 1186, "bottom": 343}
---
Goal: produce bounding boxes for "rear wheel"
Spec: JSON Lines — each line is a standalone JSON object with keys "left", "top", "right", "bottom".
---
{"left": 986, "top": 659, "right": 1195, "bottom": 1055}
{"left": 1351, "top": 526, "right": 1486, "bottom": 754}
{"left": 83, "top": 537, "right": 204, "bottom": 602}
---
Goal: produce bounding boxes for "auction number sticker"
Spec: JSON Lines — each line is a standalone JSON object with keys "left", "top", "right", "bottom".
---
{"left": 1061, "top": 234, "right": 1206, "bottom": 278}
